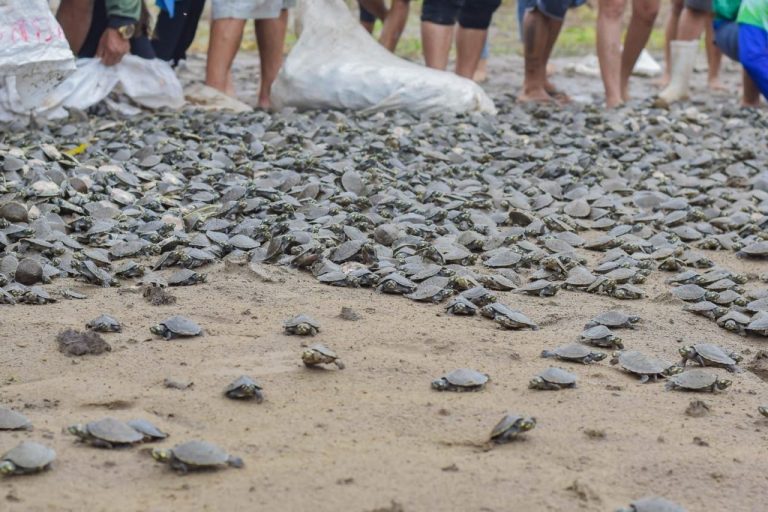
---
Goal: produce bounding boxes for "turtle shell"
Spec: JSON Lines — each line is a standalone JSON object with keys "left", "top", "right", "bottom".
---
{"left": 617, "top": 351, "right": 671, "bottom": 375}
{"left": 691, "top": 343, "right": 736, "bottom": 365}
{"left": 581, "top": 325, "right": 614, "bottom": 340}
{"left": 308, "top": 344, "right": 337, "bottom": 359}
{"left": 668, "top": 369, "right": 718, "bottom": 390}
{"left": 284, "top": 314, "right": 319, "bottom": 329}
{"left": 171, "top": 440, "right": 230, "bottom": 467}
{"left": 537, "top": 367, "right": 577, "bottom": 385}
{"left": 672, "top": 284, "right": 707, "bottom": 301}
{"left": 225, "top": 375, "right": 262, "bottom": 393}
{"left": 0, "top": 407, "right": 31, "bottom": 430}
{"left": 443, "top": 368, "right": 488, "bottom": 387}
{"left": 2, "top": 442, "right": 56, "bottom": 471}
{"left": 565, "top": 267, "right": 597, "bottom": 286}
{"left": 161, "top": 316, "right": 202, "bottom": 336}
{"left": 551, "top": 344, "right": 594, "bottom": 360}
{"left": 490, "top": 414, "right": 535, "bottom": 440}
{"left": 86, "top": 314, "right": 121, "bottom": 332}
{"left": 627, "top": 496, "right": 687, "bottom": 512}
{"left": 587, "top": 311, "right": 638, "bottom": 328}
{"left": 86, "top": 418, "right": 144, "bottom": 444}
{"left": 127, "top": 419, "right": 168, "bottom": 440}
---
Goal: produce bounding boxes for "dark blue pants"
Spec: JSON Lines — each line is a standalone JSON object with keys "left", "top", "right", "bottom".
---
{"left": 152, "top": 0, "right": 206, "bottom": 65}
{"left": 421, "top": 0, "right": 502, "bottom": 30}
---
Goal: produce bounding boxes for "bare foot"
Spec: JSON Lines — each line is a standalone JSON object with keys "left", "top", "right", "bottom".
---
{"left": 605, "top": 96, "right": 624, "bottom": 108}
{"left": 654, "top": 74, "right": 670, "bottom": 87}
{"left": 708, "top": 78, "right": 727, "bottom": 92}
{"left": 474, "top": 59, "right": 488, "bottom": 83}
{"left": 544, "top": 81, "right": 571, "bottom": 104}
{"left": 257, "top": 96, "right": 272, "bottom": 110}
{"left": 518, "top": 86, "right": 554, "bottom": 103}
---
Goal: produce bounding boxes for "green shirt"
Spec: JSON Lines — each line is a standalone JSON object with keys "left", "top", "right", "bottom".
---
{"left": 714, "top": 0, "right": 741, "bottom": 20}
{"left": 738, "top": 0, "right": 768, "bottom": 30}
{"left": 106, "top": 0, "right": 142, "bottom": 20}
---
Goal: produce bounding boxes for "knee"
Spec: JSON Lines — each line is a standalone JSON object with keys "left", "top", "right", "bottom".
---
{"left": 599, "top": 0, "right": 626, "bottom": 20}
{"left": 635, "top": 2, "right": 660, "bottom": 22}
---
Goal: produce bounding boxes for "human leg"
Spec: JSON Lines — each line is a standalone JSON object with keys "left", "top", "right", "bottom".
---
{"left": 659, "top": 0, "right": 684, "bottom": 85}
{"left": 597, "top": 0, "right": 627, "bottom": 107}
{"left": 206, "top": 17, "right": 245, "bottom": 95}
{"left": 705, "top": 17, "right": 724, "bottom": 89}
{"left": 255, "top": 9, "right": 289, "bottom": 109}
{"left": 57, "top": 0, "right": 95, "bottom": 54}
{"left": 455, "top": 0, "right": 500, "bottom": 78}
{"left": 421, "top": 0, "right": 462, "bottom": 69}
{"left": 620, "top": 0, "right": 660, "bottom": 101}
{"left": 380, "top": 0, "right": 410, "bottom": 51}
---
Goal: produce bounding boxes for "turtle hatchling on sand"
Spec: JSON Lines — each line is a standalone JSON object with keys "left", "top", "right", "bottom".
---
{"left": 445, "top": 296, "right": 478, "bottom": 316}
{"left": 0, "top": 442, "right": 56, "bottom": 476}
{"left": 301, "top": 344, "right": 345, "bottom": 369}
{"left": 150, "top": 316, "right": 202, "bottom": 340}
{"left": 541, "top": 344, "right": 607, "bottom": 364}
{"left": 480, "top": 303, "right": 538, "bottom": 330}
{"left": 616, "top": 496, "right": 687, "bottom": 512}
{"left": 611, "top": 351, "right": 681, "bottom": 383}
{"left": 431, "top": 368, "right": 489, "bottom": 392}
{"left": 489, "top": 414, "right": 536, "bottom": 444}
{"left": 579, "top": 325, "right": 624, "bottom": 349}
{"left": 759, "top": 406, "right": 768, "bottom": 418}
{"left": 127, "top": 419, "right": 169, "bottom": 441}
{"left": 679, "top": 343, "right": 742, "bottom": 372}
{"left": 224, "top": 375, "right": 265, "bottom": 401}
{"left": 284, "top": 314, "right": 320, "bottom": 336}
{"left": 529, "top": 367, "right": 577, "bottom": 390}
{"left": 665, "top": 369, "right": 732, "bottom": 393}
{"left": 67, "top": 417, "right": 144, "bottom": 448}
{"left": 584, "top": 311, "right": 640, "bottom": 329}
{"left": 152, "top": 440, "right": 243, "bottom": 474}
{"left": 86, "top": 314, "right": 122, "bottom": 333}
{"left": 0, "top": 407, "right": 31, "bottom": 431}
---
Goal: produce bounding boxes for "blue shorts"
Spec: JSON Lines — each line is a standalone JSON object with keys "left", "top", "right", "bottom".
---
{"left": 421, "top": 0, "right": 502, "bottom": 29}
{"left": 739, "top": 23, "right": 768, "bottom": 100}
{"left": 520, "top": 0, "right": 585, "bottom": 25}
{"left": 713, "top": 20, "right": 739, "bottom": 62}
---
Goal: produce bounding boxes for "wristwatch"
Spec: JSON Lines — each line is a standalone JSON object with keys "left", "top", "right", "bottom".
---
{"left": 116, "top": 24, "right": 136, "bottom": 39}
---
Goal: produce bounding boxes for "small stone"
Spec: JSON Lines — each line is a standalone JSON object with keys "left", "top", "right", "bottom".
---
{"left": 56, "top": 329, "right": 111, "bottom": 356}
{"left": 685, "top": 400, "right": 711, "bottom": 417}
{"left": 339, "top": 307, "right": 361, "bottom": 321}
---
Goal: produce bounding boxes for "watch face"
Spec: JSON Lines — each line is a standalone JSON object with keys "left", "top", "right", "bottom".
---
{"left": 118, "top": 25, "right": 135, "bottom": 39}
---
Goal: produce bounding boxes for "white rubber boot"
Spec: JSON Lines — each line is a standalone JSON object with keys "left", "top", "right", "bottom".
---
{"left": 658, "top": 40, "right": 699, "bottom": 103}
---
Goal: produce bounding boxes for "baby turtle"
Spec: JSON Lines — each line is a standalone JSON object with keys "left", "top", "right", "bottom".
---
{"left": 529, "top": 367, "right": 577, "bottom": 390}
{"left": 0, "top": 442, "right": 56, "bottom": 476}
{"left": 283, "top": 314, "right": 320, "bottom": 336}
{"left": 152, "top": 440, "right": 243, "bottom": 474}
{"left": 541, "top": 344, "right": 607, "bottom": 364}
{"left": 665, "top": 369, "right": 732, "bottom": 393}
{"left": 516, "top": 279, "right": 559, "bottom": 297}
{"left": 489, "top": 414, "right": 536, "bottom": 444}
{"left": 679, "top": 343, "right": 741, "bottom": 372}
{"left": 584, "top": 311, "right": 640, "bottom": 329}
{"left": 684, "top": 301, "right": 727, "bottom": 320}
{"left": 301, "top": 344, "right": 345, "bottom": 369}
{"left": 431, "top": 368, "right": 489, "bottom": 392}
{"left": 127, "top": 419, "right": 169, "bottom": 441}
{"left": 67, "top": 417, "right": 144, "bottom": 448}
{"left": 445, "top": 296, "right": 478, "bottom": 316}
{"left": 224, "top": 375, "right": 265, "bottom": 402}
{"left": 86, "top": 314, "right": 122, "bottom": 333}
{"left": 759, "top": 406, "right": 768, "bottom": 418}
{"left": 480, "top": 303, "right": 538, "bottom": 330}
{"left": 716, "top": 310, "right": 751, "bottom": 335}
{"left": 616, "top": 496, "right": 687, "bottom": 512}
{"left": 0, "top": 407, "right": 31, "bottom": 430}
{"left": 150, "top": 316, "right": 202, "bottom": 340}
{"left": 611, "top": 351, "right": 681, "bottom": 383}
{"left": 579, "top": 325, "right": 624, "bottom": 349}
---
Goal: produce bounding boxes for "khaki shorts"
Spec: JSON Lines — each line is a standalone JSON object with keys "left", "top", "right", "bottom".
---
{"left": 212, "top": 0, "right": 296, "bottom": 20}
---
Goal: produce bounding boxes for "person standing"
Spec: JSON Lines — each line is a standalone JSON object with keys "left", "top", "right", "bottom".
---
{"left": 205, "top": 0, "right": 294, "bottom": 109}
{"left": 358, "top": 1, "right": 411, "bottom": 52}
{"left": 596, "top": 0, "right": 660, "bottom": 106}
{"left": 152, "top": 0, "right": 207, "bottom": 67}
{"left": 421, "top": 0, "right": 502, "bottom": 79}
{"left": 737, "top": 0, "right": 768, "bottom": 99}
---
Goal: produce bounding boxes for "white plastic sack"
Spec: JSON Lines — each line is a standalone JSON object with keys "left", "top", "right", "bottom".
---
{"left": 0, "top": 0, "right": 76, "bottom": 109}
{"left": 565, "top": 49, "right": 662, "bottom": 78}
{"left": 1, "top": 55, "right": 185, "bottom": 119}
{"left": 272, "top": 0, "right": 495, "bottom": 115}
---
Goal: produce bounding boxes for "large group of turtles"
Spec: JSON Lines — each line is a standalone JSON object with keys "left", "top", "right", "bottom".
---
{"left": 1, "top": 98, "right": 768, "bottom": 510}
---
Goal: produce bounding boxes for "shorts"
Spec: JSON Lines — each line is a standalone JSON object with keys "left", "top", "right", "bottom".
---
{"left": 684, "top": 0, "right": 712, "bottom": 13}
{"left": 212, "top": 0, "right": 295, "bottom": 20}
{"left": 713, "top": 20, "right": 739, "bottom": 61}
{"left": 359, "top": 2, "right": 376, "bottom": 23}
{"left": 421, "top": 0, "right": 502, "bottom": 30}
{"left": 521, "top": 0, "right": 586, "bottom": 21}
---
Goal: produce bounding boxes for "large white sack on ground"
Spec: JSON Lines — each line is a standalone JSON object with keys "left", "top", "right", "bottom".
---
{"left": 0, "top": 0, "right": 76, "bottom": 109}
{"left": 1, "top": 55, "right": 185, "bottom": 120}
{"left": 272, "top": 0, "right": 496, "bottom": 115}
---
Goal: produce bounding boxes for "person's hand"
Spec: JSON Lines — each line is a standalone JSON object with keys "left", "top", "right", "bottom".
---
{"left": 95, "top": 28, "right": 130, "bottom": 66}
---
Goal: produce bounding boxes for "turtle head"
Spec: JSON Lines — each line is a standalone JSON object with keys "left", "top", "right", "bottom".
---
{"left": 151, "top": 448, "right": 171, "bottom": 463}
{"left": 609, "top": 351, "right": 621, "bottom": 365}
{"left": 518, "top": 417, "right": 536, "bottom": 432}
{"left": 296, "top": 323, "right": 313, "bottom": 336}
{"left": 67, "top": 424, "right": 88, "bottom": 439}
{"left": 665, "top": 364, "right": 684, "bottom": 376}
{"left": 679, "top": 346, "right": 696, "bottom": 360}
{"left": 430, "top": 378, "right": 448, "bottom": 391}
{"left": 0, "top": 461, "right": 16, "bottom": 475}
{"left": 610, "top": 337, "right": 624, "bottom": 350}
{"left": 716, "top": 379, "right": 732, "bottom": 390}
{"left": 149, "top": 324, "right": 165, "bottom": 336}
{"left": 589, "top": 352, "right": 608, "bottom": 363}
{"left": 528, "top": 377, "right": 545, "bottom": 389}
{"left": 759, "top": 406, "right": 768, "bottom": 418}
